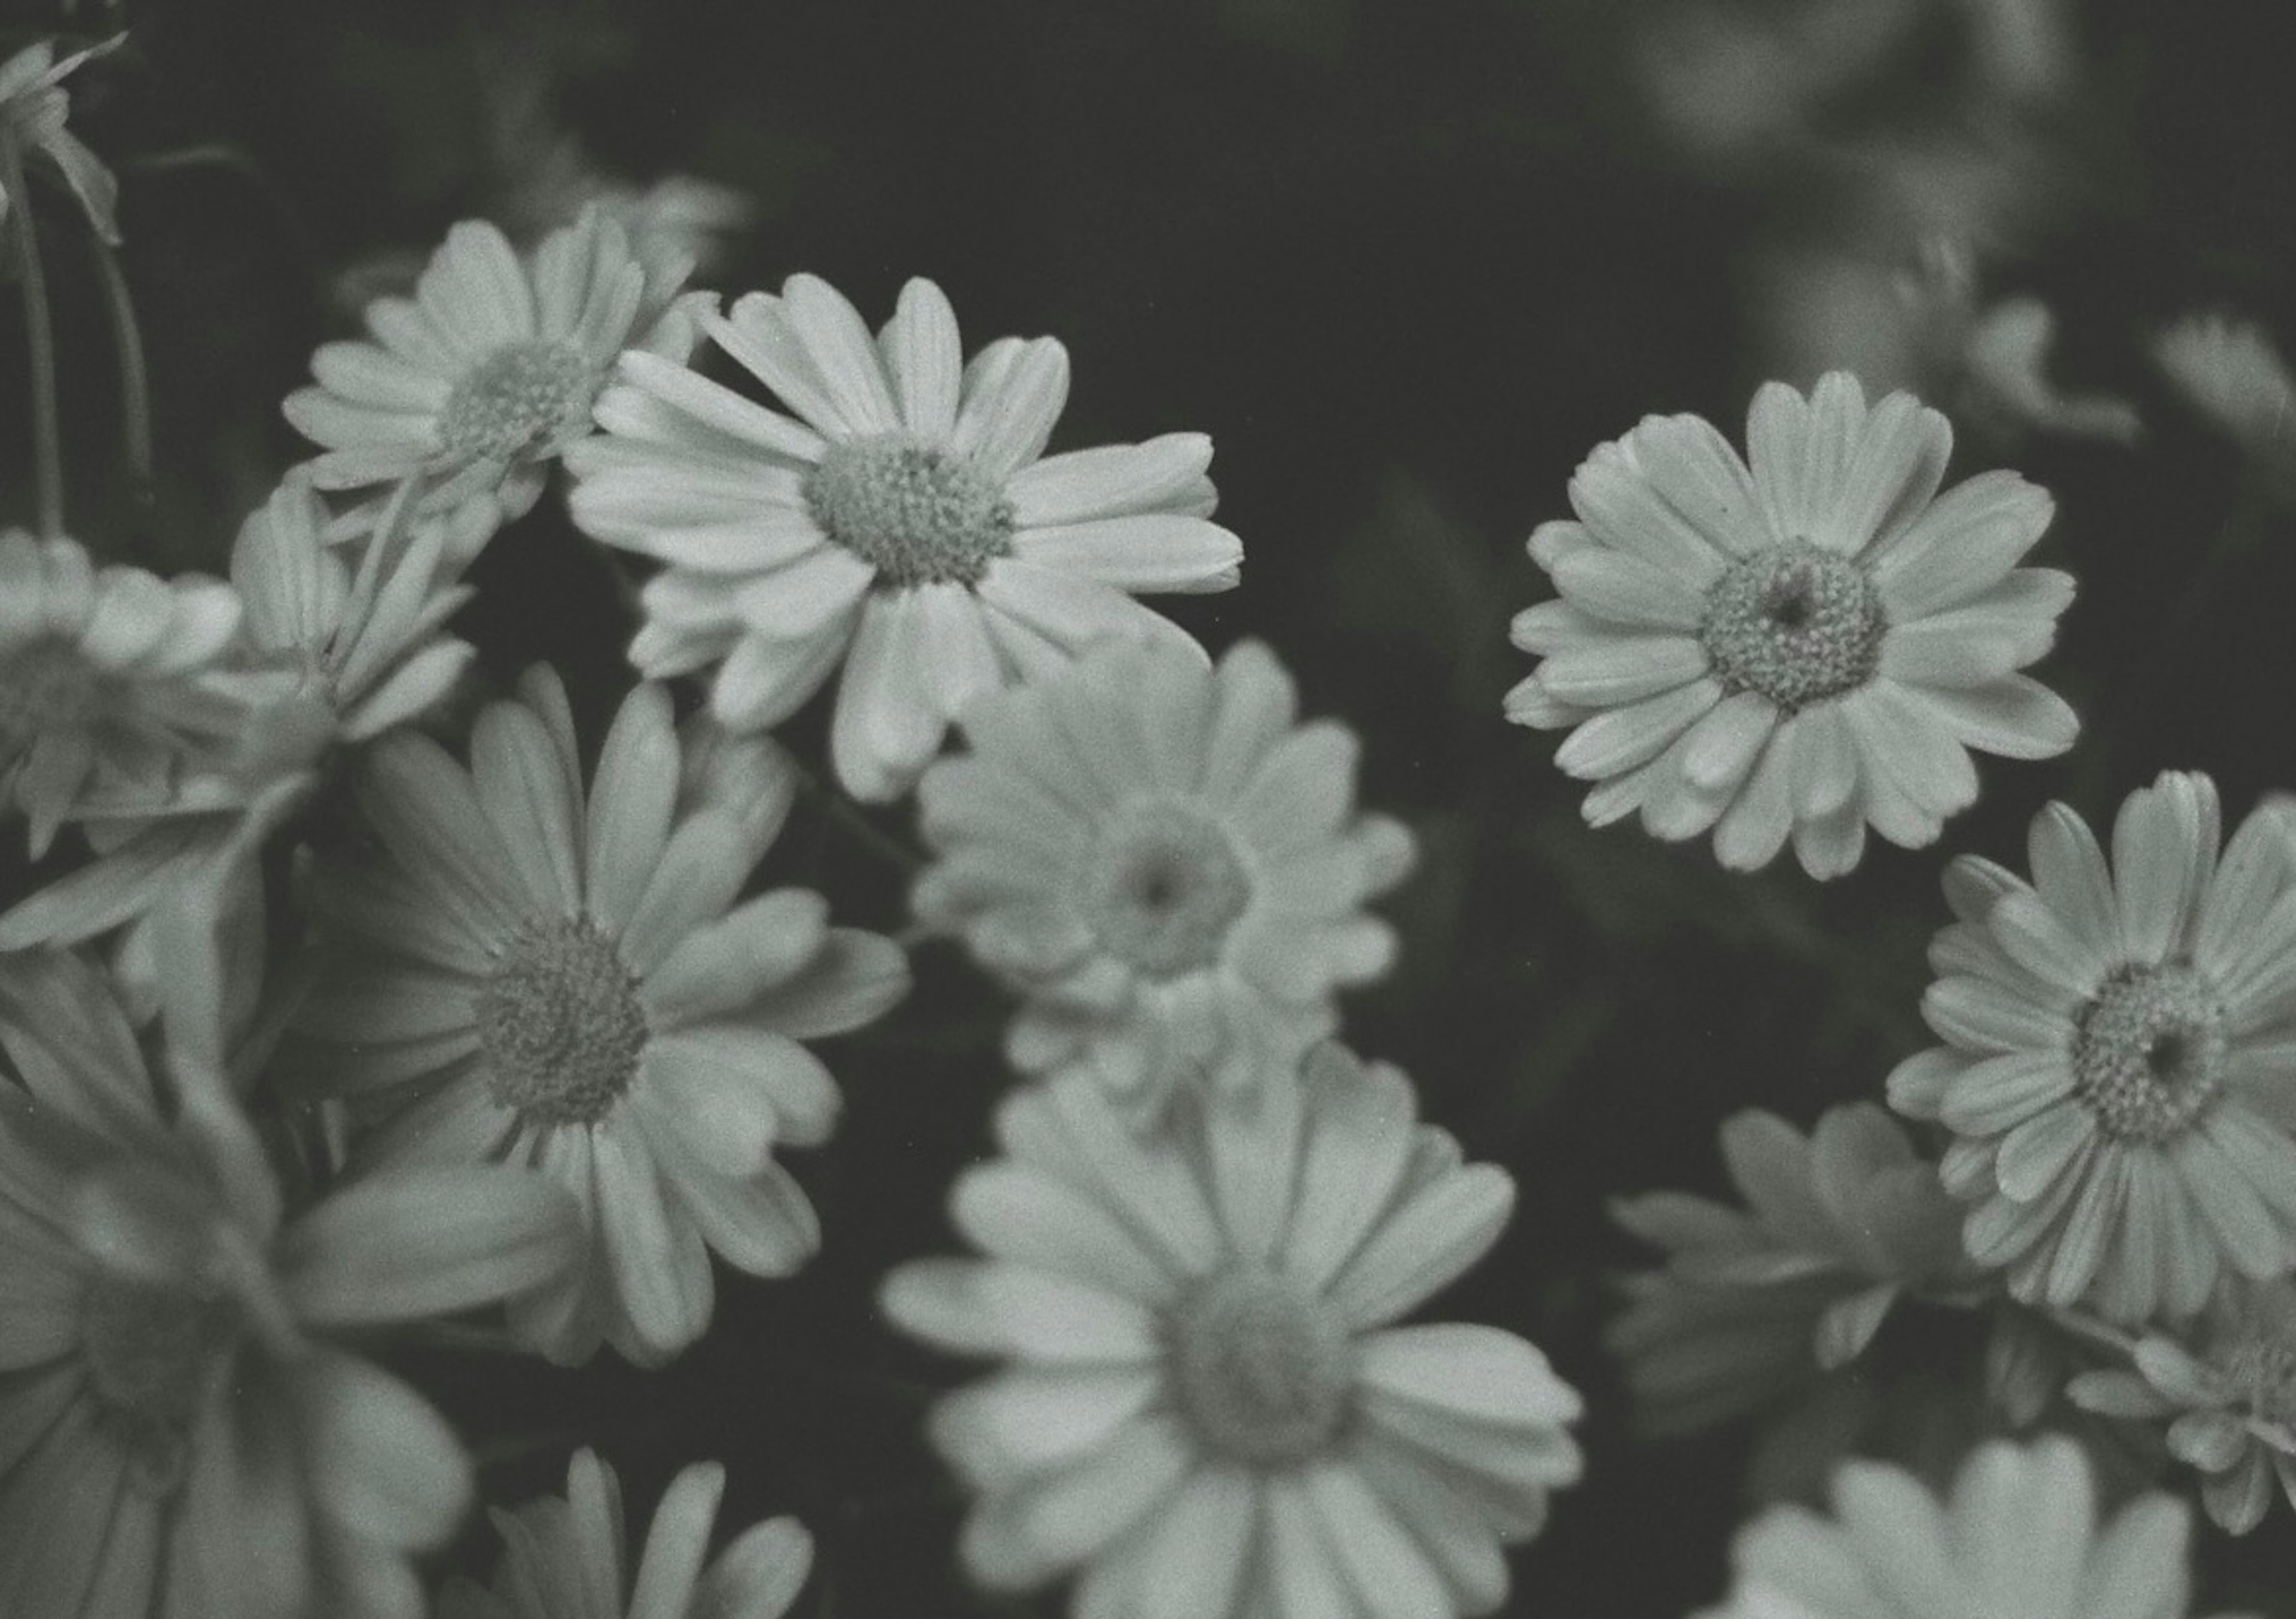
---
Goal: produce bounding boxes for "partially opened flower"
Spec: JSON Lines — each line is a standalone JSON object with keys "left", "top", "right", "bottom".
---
{"left": 2070, "top": 1277, "right": 2296, "bottom": 1533}
{"left": 564, "top": 272, "right": 1243, "bottom": 800}
{"left": 913, "top": 637, "right": 1413, "bottom": 1117}
{"left": 284, "top": 207, "right": 706, "bottom": 553}
{"left": 436, "top": 1448, "right": 813, "bottom": 1619}
{"left": 286, "top": 667, "right": 909, "bottom": 1365}
{"left": 0, "top": 946, "right": 580, "bottom": 1619}
{"left": 1699, "top": 1435, "right": 2233, "bottom": 1619}
{"left": 0, "top": 529, "right": 255, "bottom": 856}
{"left": 1888, "top": 773, "right": 2296, "bottom": 1323}
{"left": 882, "top": 1047, "right": 1582, "bottom": 1619}
{"left": 1609, "top": 1103, "right": 1974, "bottom": 1435}
{"left": 0, "top": 33, "right": 124, "bottom": 242}
{"left": 2155, "top": 314, "right": 2296, "bottom": 502}
{"left": 1507, "top": 371, "right": 2078, "bottom": 878}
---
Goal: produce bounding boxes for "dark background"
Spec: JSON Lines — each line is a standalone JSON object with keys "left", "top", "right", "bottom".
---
{"left": 6, "top": 0, "right": 2296, "bottom": 1611}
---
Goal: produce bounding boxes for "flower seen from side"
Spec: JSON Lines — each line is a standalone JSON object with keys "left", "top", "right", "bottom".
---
{"left": 881, "top": 1047, "right": 1582, "bottom": 1619}
{"left": 913, "top": 637, "right": 1413, "bottom": 1117}
{"left": 1888, "top": 772, "right": 2296, "bottom": 1323}
{"left": 2069, "top": 1276, "right": 2296, "bottom": 1533}
{"left": 0, "top": 33, "right": 124, "bottom": 242}
{"left": 1608, "top": 1103, "right": 1973, "bottom": 1436}
{"left": 0, "top": 946, "right": 580, "bottom": 1619}
{"left": 285, "top": 666, "right": 910, "bottom": 1365}
{"left": 436, "top": 1447, "right": 813, "bottom": 1619}
{"left": 2155, "top": 314, "right": 2296, "bottom": 503}
{"left": 1507, "top": 370, "right": 2078, "bottom": 878}
{"left": 563, "top": 272, "right": 1243, "bottom": 801}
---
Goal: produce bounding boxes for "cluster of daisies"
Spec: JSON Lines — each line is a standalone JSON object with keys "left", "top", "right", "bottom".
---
{"left": 0, "top": 26, "right": 2289, "bottom": 1619}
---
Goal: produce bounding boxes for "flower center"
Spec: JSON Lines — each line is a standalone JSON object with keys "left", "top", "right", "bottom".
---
{"left": 437, "top": 341, "right": 602, "bottom": 464}
{"left": 0, "top": 636, "right": 99, "bottom": 760}
{"left": 802, "top": 432, "right": 1015, "bottom": 588}
{"left": 1165, "top": 1268, "right": 1353, "bottom": 1467}
{"left": 1081, "top": 803, "right": 1253, "bottom": 980}
{"left": 79, "top": 1277, "right": 239, "bottom": 1496}
{"left": 1698, "top": 543, "right": 1886, "bottom": 712}
{"left": 475, "top": 914, "right": 648, "bottom": 1126}
{"left": 2069, "top": 964, "right": 2226, "bottom": 1145}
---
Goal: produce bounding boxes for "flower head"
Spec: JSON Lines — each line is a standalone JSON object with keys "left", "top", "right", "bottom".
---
{"left": 0, "top": 946, "right": 579, "bottom": 1619}
{"left": 1609, "top": 1103, "right": 1974, "bottom": 1435}
{"left": 436, "top": 1448, "right": 813, "bottom": 1619}
{"left": 286, "top": 667, "right": 909, "bottom": 1365}
{"left": 563, "top": 272, "right": 1243, "bottom": 801}
{"left": 1507, "top": 371, "right": 2078, "bottom": 878}
{"left": 1699, "top": 1435, "right": 2228, "bottom": 1619}
{"left": 881, "top": 1047, "right": 1581, "bottom": 1618}
{"left": 284, "top": 208, "right": 706, "bottom": 554}
{"left": 0, "top": 33, "right": 123, "bottom": 242}
{"left": 1888, "top": 773, "right": 2296, "bottom": 1323}
{"left": 2155, "top": 314, "right": 2296, "bottom": 501}
{"left": 914, "top": 638, "right": 1414, "bottom": 1116}
{"left": 2070, "top": 1277, "right": 2296, "bottom": 1533}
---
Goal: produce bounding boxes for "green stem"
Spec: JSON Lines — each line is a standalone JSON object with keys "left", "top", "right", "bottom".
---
{"left": 1, "top": 133, "right": 63, "bottom": 540}
{"left": 85, "top": 229, "right": 152, "bottom": 494}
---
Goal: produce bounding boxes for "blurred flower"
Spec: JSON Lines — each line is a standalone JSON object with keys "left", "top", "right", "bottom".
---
{"left": 1889, "top": 773, "right": 2296, "bottom": 1322}
{"left": 0, "top": 946, "right": 579, "bottom": 1619}
{"left": 914, "top": 638, "right": 1413, "bottom": 1117}
{"left": 286, "top": 668, "right": 909, "bottom": 1366}
{"left": 0, "top": 33, "right": 123, "bottom": 243}
{"left": 1961, "top": 297, "right": 2142, "bottom": 446}
{"left": 2069, "top": 1277, "right": 2296, "bottom": 1533}
{"left": 509, "top": 144, "right": 753, "bottom": 282}
{"left": 881, "top": 1047, "right": 1581, "bottom": 1618}
{"left": 285, "top": 209, "right": 707, "bottom": 557}
{"left": 1698, "top": 1434, "right": 2233, "bottom": 1619}
{"left": 1507, "top": 371, "right": 2077, "bottom": 878}
{"left": 1609, "top": 1103, "right": 1974, "bottom": 1435}
{"left": 564, "top": 273, "right": 1243, "bottom": 801}
{"left": 0, "top": 529, "right": 255, "bottom": 856}
{"left": 2155, "top": 315, "right": 2296, "bottom": 501}
{"left": 436, "top": 1448, "right": 813, "bottom": 1619}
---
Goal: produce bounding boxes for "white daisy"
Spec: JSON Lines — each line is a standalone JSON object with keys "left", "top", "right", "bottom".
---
{"left": 436, "top": 1448, "right": 813, "bottom": 1619}
{"left": 285, "top": 667, "right": 910, "bottom": 1365}
{"left": 0, "top": 33, "right": 123, "bottom": 242}
{"left": 2155, "top": 314, "right": 2296, "bottom": 501}
{"left": 1699, "top": 1435, "right": 2240, "bottom": 1619}
{"left": 913, "top": 636, "right": 1413, "bottom": 1116}
{"left": 563, "top": 272, "right": 1243, "bottom": 801}
{"left": 1888, "top": 773, "right": 2296, "bottom": 1324}
{"left": 283, "top": 207, "right": 707, "bottom": 550}
{"left": 881, "top": 1046, "right": 1583, "bottom": 1619}
{"left": 1507, "top": 370, "right": 2078, "bottom": 878}
{"left": 0, "top": 945, "right": 581, "bottom": 1619}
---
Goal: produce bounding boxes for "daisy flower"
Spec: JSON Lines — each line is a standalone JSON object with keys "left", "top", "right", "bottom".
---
{"left": 881, "top": 1047, "right": 1583, "bottom": 1619}
{"left": 1888, "top": 773, "right": 2296, "bottom": 1324}
{"left": 0, "top": 946, "right": 580, "bottom": 1619}
{"left": 1699, "top": 1435, "right": 2239, "bottom": 1619}
{"left": 2069, "top": 1277, "right": 2296, "bottom": 1533}
{"left": 1506, "top": 370, "right": 2078, "bottom": 878}
{"left": 1608, "top": 1103, "right": 1974, "bottom": 1435}
{"left": 0, "top": 33, "right": 123, "bottom": 242}
{"left": 0, "top": 529, "right": 255, "bottom": 856}
{"left": 283, "top": 207, "right": 707, "bottom": 551}
{"left": 436, "top": 1448, "right": 813, "bottom": 1619}
{"left": 2154, "top": 314, "right": 2296, "bottom": 504}
{"left": 286, "top": 667, "right": 910, "bottom": 1365}
{"left": 563, "top": 272, "right": 1244, "bottom": 801}
{"left": 912, "top": 637, "right": 1414, "bottom": 1116}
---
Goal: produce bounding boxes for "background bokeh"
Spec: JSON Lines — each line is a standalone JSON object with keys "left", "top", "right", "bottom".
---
{"left": 5, "top": 0, "right": 2296, "bottom": 1610}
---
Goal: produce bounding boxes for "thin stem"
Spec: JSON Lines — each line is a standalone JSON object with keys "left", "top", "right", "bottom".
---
{"left": 85, "top": 228, "right": 151, "bottom": 493}
{"left": 792, "top": 759, "right": 926, "bottom": 874}
{"left": 1, "top": 133, "right": 63, "bottom": 540}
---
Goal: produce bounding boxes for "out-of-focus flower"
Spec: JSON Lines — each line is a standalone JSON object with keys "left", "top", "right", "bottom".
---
{"left": 0, "top": 529, "right": 256, "bottom": 856}
{"left": 912, "top": 638, "right": 1413, "bottom": 1117}
{"left": 564, "top": 273, "right": 1243, "bottom": 801}
{"left": 284, "top": 208, "right": 707, "bottom": 557}
{"left": 508, "top": 139, "right": 754, "bottom": 282}
{"left": 2155, "top": 315, "right": 2296, "bottom": 501}
{"left": 1698, "top": 1435, "right": 2239, "bottom": 1619}
{"left": 0, "top": 33, "right": 123, "bottom": 242}
{"left": 1961, "top": 298, "right": 2143, "bottom": 445}
{"left": 2070, "top": 1277, "right": 2296, "bottom": 1533}
{"left": 286, "top": 668, "right": 909, "bottom": 1366}
{"left": 1507, "top": 371, "right": 2078, "bottom": 878}
{"left": 0, "top": 946, "right": 579, "bottom": 1619}
{"left": 1889, "top": 773, "right": 2296, "bottom": 1322}
{"left": 435, "top": 1448, "right": 813, "bottom": 1619}
{"left": 1609, "top": 1103, "right": 1975, "bottom": 1435}
{"left": 881, "top": 1047, "right": 1581, "bottom": 1618}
